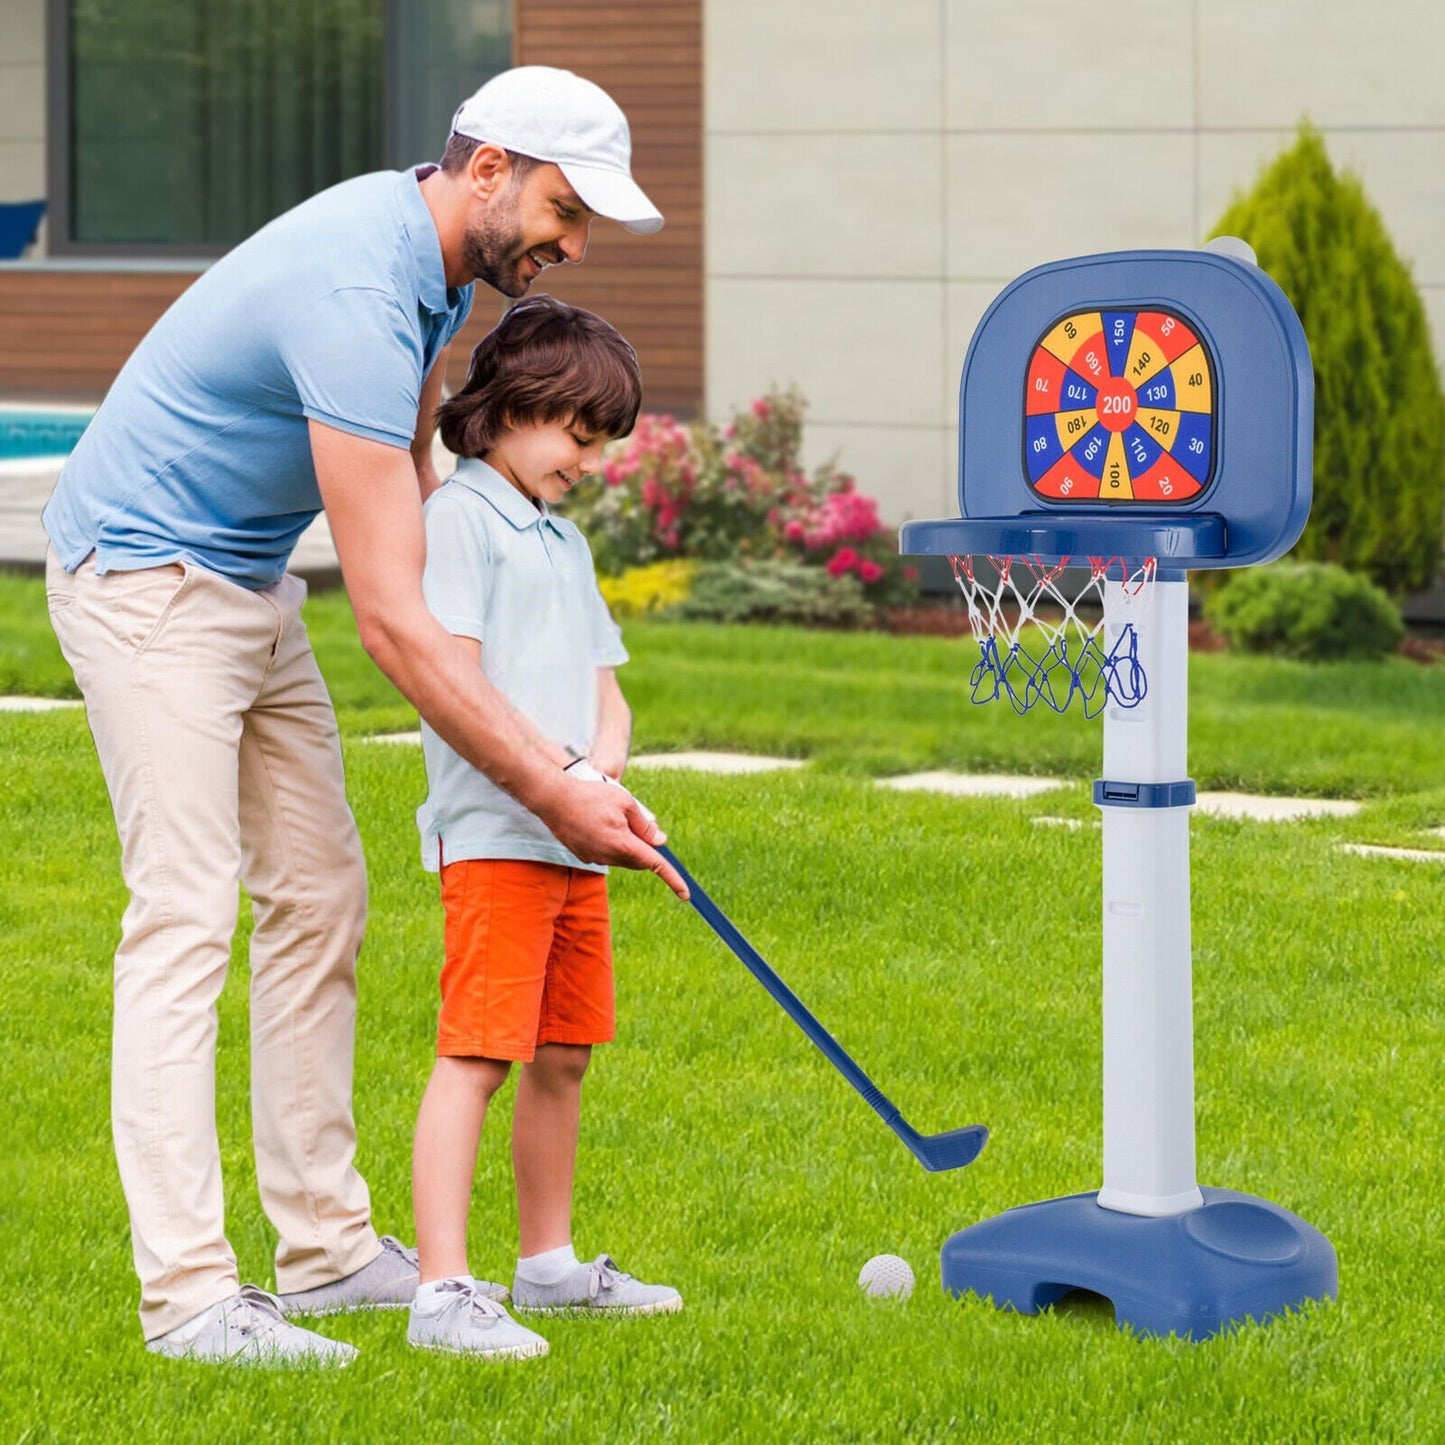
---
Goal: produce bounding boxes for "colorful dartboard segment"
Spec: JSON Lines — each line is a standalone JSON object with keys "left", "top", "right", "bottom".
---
{"left": 1023, "top": 308, "right": 1216, "bottom": 504}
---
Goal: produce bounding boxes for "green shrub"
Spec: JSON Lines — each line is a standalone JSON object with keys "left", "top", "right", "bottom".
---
{"left": 1210, "top": 124, "right": 1445, "bottom": 594}
{"left": 1204, "top": 560, "right": 1405, "bottom": 661}
{"left": 674, "top": 559, "right": 876, "bottom": 629}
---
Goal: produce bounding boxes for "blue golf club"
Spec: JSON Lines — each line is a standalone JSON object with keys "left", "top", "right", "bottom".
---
{"left": 658, "top": 845, "right": 988, "bottom": 1172}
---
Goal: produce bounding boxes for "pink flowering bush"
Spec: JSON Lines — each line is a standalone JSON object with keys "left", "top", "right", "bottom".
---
{"left": 560, "top": 388, "right": 918, "bottom": 619}
{"left": 570, "top": 413, "right": 698, "bottom": 572}
{"left": 777, "top": 485, "right": 902, "bottom": 592}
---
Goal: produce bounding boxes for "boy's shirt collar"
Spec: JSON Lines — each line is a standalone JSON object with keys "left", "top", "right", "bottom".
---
{"left": 448, "top": 457, "right": 566, "bottom": 535}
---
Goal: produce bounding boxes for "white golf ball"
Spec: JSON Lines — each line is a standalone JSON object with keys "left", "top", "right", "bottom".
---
{"left": 858, "top": 1253, "right": 914, "bottom": 1300}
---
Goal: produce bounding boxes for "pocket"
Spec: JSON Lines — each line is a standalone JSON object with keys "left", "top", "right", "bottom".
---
{"left": 98, "top": 563, "right": 192, "bottom": 655}
{"left": 44, "top": 548, "right": 78, "bottom": 617}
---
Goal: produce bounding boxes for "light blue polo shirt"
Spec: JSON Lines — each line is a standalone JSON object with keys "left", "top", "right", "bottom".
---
{"left": 417, "top": 459, "right": 629, "bottom": 873}
{"left": 44, "top": 167, "right": 475, "bottom": 589}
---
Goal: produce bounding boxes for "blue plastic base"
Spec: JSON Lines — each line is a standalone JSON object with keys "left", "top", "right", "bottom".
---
{"left": 941, "top": 1186, "right": 1337, "bottom": 1340}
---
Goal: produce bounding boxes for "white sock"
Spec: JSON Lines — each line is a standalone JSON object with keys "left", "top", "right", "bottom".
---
{"left": 413, "top": 1274, "right": 475, "bottom": 1312}
{"left": 516, "top": 1243, "right": 578, "bottom": 1285}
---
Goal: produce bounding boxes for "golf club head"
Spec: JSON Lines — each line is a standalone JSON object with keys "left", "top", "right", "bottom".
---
{"left": 896, "top": 1120, "right": 990, "bottom": 1172}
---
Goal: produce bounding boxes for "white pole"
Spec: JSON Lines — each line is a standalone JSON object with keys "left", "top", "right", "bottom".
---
{"left": 1096, "top": 575, "right": 1204, "bottom": 1217}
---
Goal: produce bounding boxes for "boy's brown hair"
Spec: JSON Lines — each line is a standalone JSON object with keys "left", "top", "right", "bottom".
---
{"left": 437, "top": 294, "right": 642, "bottom": 458}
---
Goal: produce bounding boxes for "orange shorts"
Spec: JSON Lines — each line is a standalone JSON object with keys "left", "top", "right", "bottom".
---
{"left": 436, "top": 857, "right": 615, "bottom": 1061}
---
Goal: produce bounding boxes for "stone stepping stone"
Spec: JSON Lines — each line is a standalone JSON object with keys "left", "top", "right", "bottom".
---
{"left": 0, "top": 697, "right": 81, "bottom": 712}
{"left": 1192, "top": 792, "right": 1360, "bottom": 821}
{"left": 630, "top": 752, "right": 804, "bottom": 775}
{"left": 1338, "top": 842, "right": 1445, "bottom": 865}
{"left": 878, "top": 771, "right": 1066, "bottom": 799}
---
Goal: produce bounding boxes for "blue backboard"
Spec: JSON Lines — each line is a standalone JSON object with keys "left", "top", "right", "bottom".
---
{"left": 899, "top": 248, "right": 1313, "bottom": 572}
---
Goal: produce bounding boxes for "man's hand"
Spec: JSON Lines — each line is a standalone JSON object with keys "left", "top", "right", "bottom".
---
{"left": 559, "top": 758, "right": 676, "bottom": 893}
{"left": 563, "top": 757, "right": 656, "bottom": 824}
{"left": 550, "top": 769, "right": 687, "bottom": 898}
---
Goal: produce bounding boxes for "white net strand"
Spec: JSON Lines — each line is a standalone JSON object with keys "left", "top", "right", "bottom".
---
{"left": 949, "top": 555, "right": 1156, "bottom": 718}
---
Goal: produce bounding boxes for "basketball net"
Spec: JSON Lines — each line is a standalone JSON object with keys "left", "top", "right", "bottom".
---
{"left": 949, "top": 555, "right": 1156, "bottom": 718}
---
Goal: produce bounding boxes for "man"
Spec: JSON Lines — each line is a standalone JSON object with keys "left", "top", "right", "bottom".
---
{"left": 44, "top": 64, "right": 686, "bottom": 1368}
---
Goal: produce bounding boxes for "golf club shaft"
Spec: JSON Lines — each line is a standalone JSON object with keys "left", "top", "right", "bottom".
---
{"left": 657, "top": 845, "right": 904, "bottom": 1126}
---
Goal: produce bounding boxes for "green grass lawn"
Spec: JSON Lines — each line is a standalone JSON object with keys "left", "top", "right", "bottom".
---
{"left": 1, "top": 571, "right": 1442, "bottom": 1441}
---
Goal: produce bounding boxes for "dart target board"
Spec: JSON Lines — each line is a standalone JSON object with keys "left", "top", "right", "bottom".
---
{"left": 1024, "top": 308, "right": 1216, "bottom": 505}
{"left": 899, "top": 248, "right": 1314, "bottom": 572}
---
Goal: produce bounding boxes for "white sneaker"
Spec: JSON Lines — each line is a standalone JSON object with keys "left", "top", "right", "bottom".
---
{"left": 146, "top": 1285, "right": 357, "bottom": 1367}
{"left": 277, "top": 1235, "right": 508, "bottom": 1317}
{"left": 407, "top": 1278, "right": 550, "bottom": 1360}
{"left": 511, "top": 1254, "right": 682, "bottom": 1315}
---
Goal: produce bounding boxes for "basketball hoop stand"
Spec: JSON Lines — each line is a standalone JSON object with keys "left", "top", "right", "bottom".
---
{"left": 936, "top": 571, "right": 1336, "bottom": 1339}
{"left": 900, "top": 243, "right": 1338, "bottom": 1339}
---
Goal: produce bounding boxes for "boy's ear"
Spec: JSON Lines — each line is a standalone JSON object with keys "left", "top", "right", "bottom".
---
{"left": 466, "top": 144, "right": 511, "bottom": 201}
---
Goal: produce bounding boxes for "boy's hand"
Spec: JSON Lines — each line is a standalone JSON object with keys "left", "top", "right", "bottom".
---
{"left": 588, "top": 749, "right": 631, "bottom": 784}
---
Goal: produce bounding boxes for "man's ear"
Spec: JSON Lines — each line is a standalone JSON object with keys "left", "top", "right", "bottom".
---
{"left": 466, "top": 143, "right": 511, "bottom": 200}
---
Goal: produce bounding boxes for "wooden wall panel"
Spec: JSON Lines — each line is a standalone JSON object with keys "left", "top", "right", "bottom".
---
{"left": 452, "top": 0, "right": 704, "bottom": 418}
{"left": 0, "top": 270, "right": 199, "bottom": 401}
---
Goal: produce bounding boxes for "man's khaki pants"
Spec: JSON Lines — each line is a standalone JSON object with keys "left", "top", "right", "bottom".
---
{"left": 47, "top": 550, "right": 380, "bottom": 1339}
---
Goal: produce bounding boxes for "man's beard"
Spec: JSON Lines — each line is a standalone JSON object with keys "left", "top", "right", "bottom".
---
{"left": 461, "top": 193, "right": 554, "bottom": 298}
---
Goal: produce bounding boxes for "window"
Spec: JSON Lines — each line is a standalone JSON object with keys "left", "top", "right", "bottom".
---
{"left": 47, "top": 0, "right": 509, "bottom": 256}
{"left": 385, "top": 0, "right": 511, "bottom": 176}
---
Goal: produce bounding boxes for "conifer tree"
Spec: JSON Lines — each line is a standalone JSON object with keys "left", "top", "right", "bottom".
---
{"left": 1212, "top": 125, "right": 1445, "bottom": 593}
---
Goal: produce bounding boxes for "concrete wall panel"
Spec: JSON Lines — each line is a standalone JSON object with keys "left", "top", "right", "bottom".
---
{"left": 705, "top": 0, "right": 943, "bottom": 134}
{"left": 706, "top": 277, "right": 945, "bottom": 431}
{"left": 945, "top": 1, "right": 1196, "bottom": 131}
{"left": 946, "top": 132, "right": 1198, "bottom": 280}
{"left": 708, "top": 132, "right": 944, "bottom": 280}
{"left": 1198, "top": 0, "right": 1445, "bottom": 129}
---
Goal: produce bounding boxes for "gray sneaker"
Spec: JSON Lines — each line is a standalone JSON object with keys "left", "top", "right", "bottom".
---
{"left": 511, "top": 1254, "right": 682, "bottom": 1315}
{"left": 408, "top": 1279, "right": 550, "bottom": 1359}
{"left": 146, "top": 1285, "right": 357, "bottom": 1368}
{"left": 278, "top": 1236, "right": 509, "bottom": 1317}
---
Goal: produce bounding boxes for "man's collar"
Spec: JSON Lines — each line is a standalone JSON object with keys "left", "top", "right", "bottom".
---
{"left": 449, "top": 459, "right": 566, "bottom": 534}
{"left": 402, "top": 165, "right": 464, "bottom": 317}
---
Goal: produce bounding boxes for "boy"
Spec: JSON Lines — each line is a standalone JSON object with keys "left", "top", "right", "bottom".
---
{"left": 408, "top": 295, "right": 681, "bottom": 1359}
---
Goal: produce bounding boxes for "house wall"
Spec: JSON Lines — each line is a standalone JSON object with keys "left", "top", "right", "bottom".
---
{"left": 0, "top": 0, "right": 47, "bottom": 248}
{"left": 0, "top": 0, "right": 702, "bottom": 416}
{"left": 3, "top": 0, "right": 1442, "bottom": 483}
{"left": 704, "top": 0, "right": 1445, "bottom": 526}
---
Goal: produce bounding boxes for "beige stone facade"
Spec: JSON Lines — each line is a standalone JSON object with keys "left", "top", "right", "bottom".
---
{"left": 704, "top": 0, "right": 1445, "bottom": 523}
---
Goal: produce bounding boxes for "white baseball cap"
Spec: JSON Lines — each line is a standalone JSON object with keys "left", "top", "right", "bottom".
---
{"left": 451, "top": 66, "right": 664, "bottom": 235}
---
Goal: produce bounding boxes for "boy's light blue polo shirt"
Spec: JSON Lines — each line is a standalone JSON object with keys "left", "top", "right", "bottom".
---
{"left": 44, "top": 168, "right": 475, "bottom": 589}
{"left": 417, "top": 459, "right": 628, "bottom": 874}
